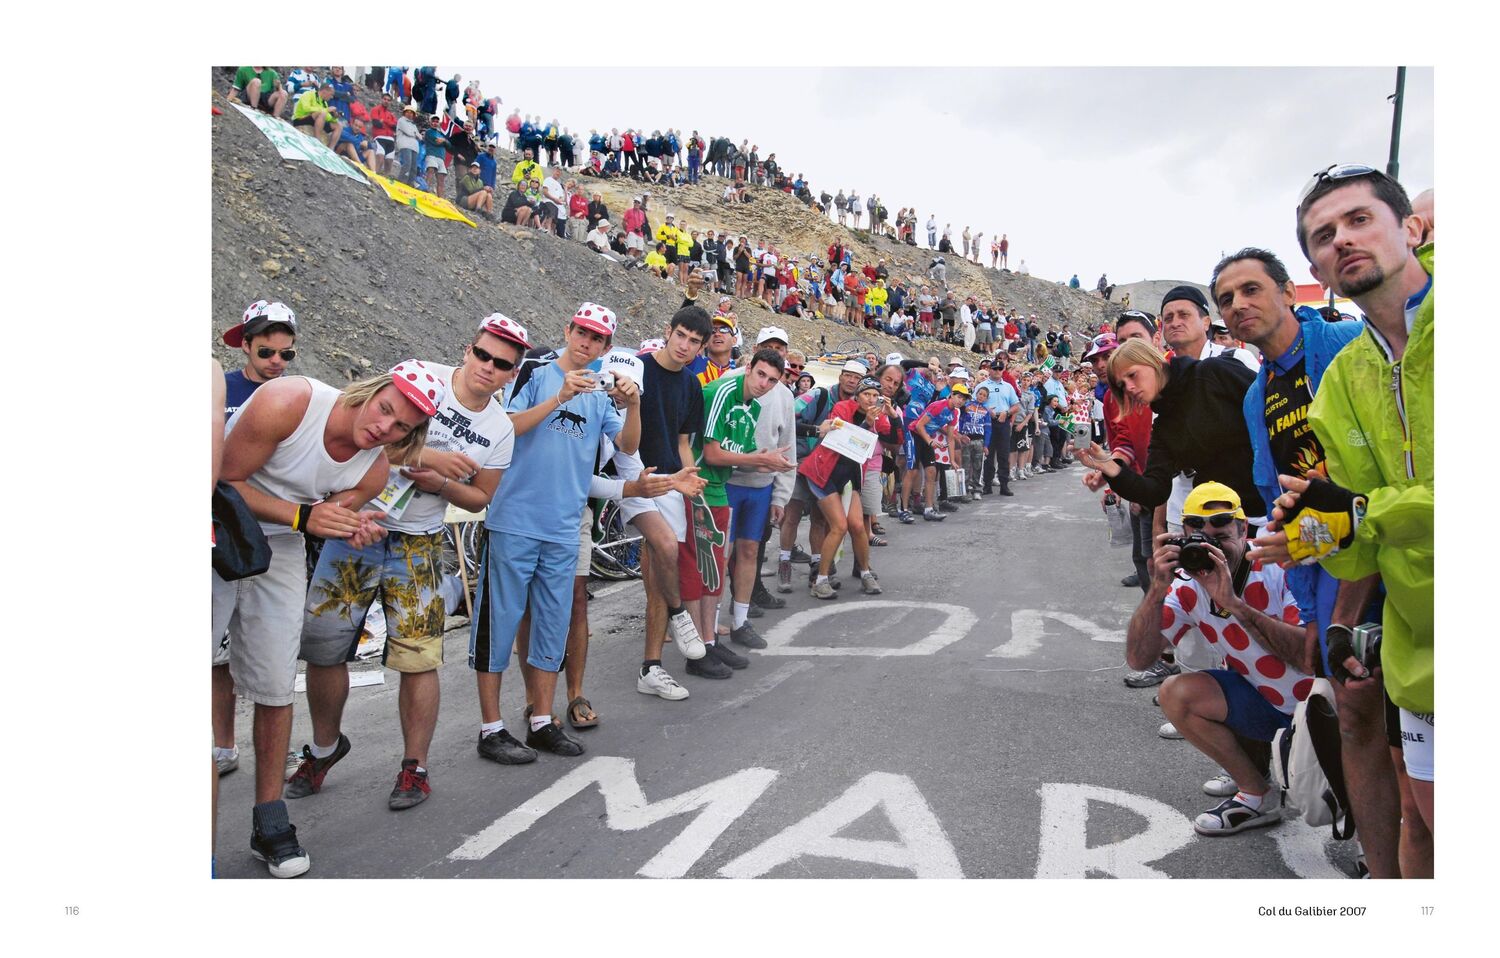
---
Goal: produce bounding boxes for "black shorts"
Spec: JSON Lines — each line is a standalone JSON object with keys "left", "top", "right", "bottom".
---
{"left": 764, "top": 273, "right": 779, "bottom": 289}
{"left": 1012, "top": 427, "right": 1030, "bottom": 451}
{"left": 831, "top": 287, "right": 844, "bottom": 302}
{"left": 236, "top": 87, "right": 276, "bottom": 113}
{"left": 664, "top": 248, "right": 678, "bottom": 263}
{"left": 1385, "top": 688, "right": 1402, "bottom": 749}
{"left": 914, "top": 437, "right": 937, "bottom": 468}
{"left": 291, "top": 115, "right": 317, "bottom": 128}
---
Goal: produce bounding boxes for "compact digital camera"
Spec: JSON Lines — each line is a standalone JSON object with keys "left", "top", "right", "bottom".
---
{"left": 595, "top": 371, "right": 616, "bottom": 392}
{"left": 1352, "top": 623, "right": 1383, "bottom": 670}
{"left": 1165, "top": 533, "right": 1217, "bottom": 573}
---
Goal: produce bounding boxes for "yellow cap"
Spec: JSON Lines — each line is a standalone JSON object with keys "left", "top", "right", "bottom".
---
{"left": 950, "top": 383, "right": 970, "bottom": 397}
{"left": 1182, "top": 481, "right": 1246, "bottom": 520}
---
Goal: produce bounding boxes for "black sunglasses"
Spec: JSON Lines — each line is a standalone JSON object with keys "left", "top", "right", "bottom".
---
{"left": 257, "top": 347, "right": 296, "bottom": 361}
{"left": 1182, "top": 512, "right": 1238, "bottom": 531}
{"left": 1298, "top": 164, "right": 1378, "bottom": 204}
{"left": 469, "top": 344, "right": 516, "bottom": 371}
{"left": 785, "top": 362, "right": 804, "bottom": 371}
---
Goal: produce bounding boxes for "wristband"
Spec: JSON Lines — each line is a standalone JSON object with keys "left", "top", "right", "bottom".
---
{"left": 439, "top": 477, "right": 450, "bottom": 496}
{"left": 293, "top": 503, "right": 313, "bottom": 532}
{"left": 1324, "top": 624, "right": 1357, "bottom": 683}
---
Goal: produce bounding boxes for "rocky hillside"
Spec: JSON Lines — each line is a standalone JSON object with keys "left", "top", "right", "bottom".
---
{"left": 211, "top": 73, "right": 1123, "bottom": 380}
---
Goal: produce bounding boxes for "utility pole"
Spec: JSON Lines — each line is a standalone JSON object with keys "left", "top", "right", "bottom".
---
{"left": 1387, "top": 66, "right": 1406, "bottom": 180}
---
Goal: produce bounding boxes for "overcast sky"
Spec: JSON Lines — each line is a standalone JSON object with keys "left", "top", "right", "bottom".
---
{"left": 449, "top": 66, "right": 1431, "bottom": 289}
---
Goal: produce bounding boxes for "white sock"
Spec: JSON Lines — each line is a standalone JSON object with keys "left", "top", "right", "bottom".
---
{"left": 779, "top": 549, "right": 792, "bottom": 561}
{"left": 481, "top": 719, "right": 505, "bottom": 736}
{"left": 415, "top": 766, "right": 426, "bottom": 775}
{"left": 816, "top": 574, "right": 829, "bottom": 584}
{"left": 309, "top": 738, "right": 339, "bottom": 759}
{"left": 811, "top": 554, "right": 821, "bottom": 566}
{"left": 1234, "top": 790, "right": 1265, "bottom": 810}
{"left": 530, "top": 714, "right": 552, "bottom": 732}
{"left": 861, "top": 570, "right": 875, "bottom": 579}
{"left": 733, "top": 602, "right": 750, "bottom": 629}
{"left": 213, "top": 745, "right": 237, "bottom": 760}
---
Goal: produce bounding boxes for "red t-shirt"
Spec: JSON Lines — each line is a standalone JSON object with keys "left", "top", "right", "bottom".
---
{"left": 1103, "top": 390, "right": 1153, "bottom": 474}
{"left": 862, "top": 265, "right": 878, "bottom": 282}
{"left": 569, "top": 194, "right": 589, "bottom": 219}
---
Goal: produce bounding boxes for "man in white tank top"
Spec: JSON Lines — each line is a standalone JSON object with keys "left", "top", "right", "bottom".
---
{"left": 214, "top": 362, "right": 442, "bottom": 878}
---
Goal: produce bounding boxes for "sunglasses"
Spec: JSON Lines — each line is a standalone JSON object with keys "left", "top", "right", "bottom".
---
{"left": 470, "top": 344, "right": 516, "bottom": 371}
{"left": 256, "top": 347, "right": 296, "bottom": 361}
{"left": 1182, "top": 512, "right": 1238, "bottom": 531}
{"left": 785, "top": 363, "right": 804, "bottom": 371}
{"left": 1297, "top": 164, "right": 1378, "bottom": 204}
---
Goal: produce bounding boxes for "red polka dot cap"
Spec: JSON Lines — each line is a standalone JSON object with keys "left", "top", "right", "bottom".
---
{"left": 389, "top": 359, "right": 446, "bottom": 417}
{"left": 478, "top": 312, "right": 532, "bottom": 351}
{"left": 223, "top": 300, "right": 298, "bottom": 347}
{"left": 571, "top": 301, "right": 617, "bottom": 337}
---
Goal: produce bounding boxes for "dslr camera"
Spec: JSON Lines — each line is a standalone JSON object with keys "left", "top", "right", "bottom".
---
{"left": 1165, "top": 533, "right": 1217, "bottom": 573}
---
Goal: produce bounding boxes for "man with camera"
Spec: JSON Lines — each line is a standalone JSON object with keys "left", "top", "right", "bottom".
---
{"left": 1127, "top": 482, "right": 1317, "bottom": 836}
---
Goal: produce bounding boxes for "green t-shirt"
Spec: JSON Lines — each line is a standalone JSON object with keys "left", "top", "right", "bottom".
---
{"left": 234, "top": 67, "right": 280, "bottom": 93}
{"left": 694, "top": 375, "right": 761, "bottom": 506}
{"left": 293, "top": 89, "right": 329, "bottom": 121}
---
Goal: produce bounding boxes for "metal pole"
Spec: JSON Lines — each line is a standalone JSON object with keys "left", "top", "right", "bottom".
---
{"left": 1387, "top": 66, "right": 1406, "bottom": 180}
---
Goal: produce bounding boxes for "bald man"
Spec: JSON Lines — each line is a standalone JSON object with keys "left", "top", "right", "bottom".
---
{"left": 1411, "top": 188, "right": 1434, "bottom": 245}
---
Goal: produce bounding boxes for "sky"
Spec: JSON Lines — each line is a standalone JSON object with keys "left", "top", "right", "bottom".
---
{"left": 448, "top": 66, "right": 1432, "bottom": 289}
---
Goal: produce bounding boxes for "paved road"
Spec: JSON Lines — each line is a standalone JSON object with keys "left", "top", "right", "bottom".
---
{"left": 215, "top": 466, "right": 1359, "bottom": 879}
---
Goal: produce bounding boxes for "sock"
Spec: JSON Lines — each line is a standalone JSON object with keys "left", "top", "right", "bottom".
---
{"left": 862, "top": 570, "right": 875, "bottom": 579}
{"left": 1234, "top": 790, "right": 1265, "bottom": 810}
{"left": 415, "top": 766, "right": 426, "bottom": 775}
{"left": 779, "top": 549, "right": 791, "bottom": 561}
{"left": 481, "top": 719, "right": 505, "bottom": 736}
{"left": 810, "top": 554, "right": 821, "bottom": 566}
{"left": 213, "top": 745, "right": 237, "bottom": 761}
{"left": 309, "top": 738, "right": 339, "bottom": 760}
{"left": 733, "top": 602, "right": 749, "bottom": 629}
{"left": 529, "top": 714, "right": 551, "bottom": 732}
{"left": 641, "top": 659, "right": 661, "bottom": 676}
{"left": 252, "top": 799, "right": 290, "bottom": 836}
{"left": 816, "top": 574, "right": 829, "bottom": 585}
{"left": 667, "top": 604, "right": 685, "bottom": 618}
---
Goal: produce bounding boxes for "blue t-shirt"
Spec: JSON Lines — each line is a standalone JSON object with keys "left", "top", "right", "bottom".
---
{"left": 489, "top": 362, "right": 623, "bottom": 545}
{"left": 975, "top": 378, "right": 1019, "bottom": 415}
{"left": 329, "top": 76, "right": 355, "bottom": 121}
{"left": 223, "top": 369, "right": 263, "bottom": 420}
{"left": 476, "top": 153, "right": 497, "bottom": 189}
{"left": 1042, "top": 378, "right": 1067, "bottom": 404}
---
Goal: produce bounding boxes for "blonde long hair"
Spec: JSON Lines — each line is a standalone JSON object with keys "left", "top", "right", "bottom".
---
{"left": 1107, "top": 339, "right": 1168, "bottom": 418}
{"left": 339, "top": 373, "right": 431, "bottom": 464}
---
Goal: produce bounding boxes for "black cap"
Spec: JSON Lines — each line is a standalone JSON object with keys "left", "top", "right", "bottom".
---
{"left": 1161, "top": 285, "right": 1211, "bottom": 314}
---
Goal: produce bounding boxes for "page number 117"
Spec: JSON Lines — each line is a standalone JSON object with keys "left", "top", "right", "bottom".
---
{"left": 1421, "top": 906, "right": 1435, "bottom": 916}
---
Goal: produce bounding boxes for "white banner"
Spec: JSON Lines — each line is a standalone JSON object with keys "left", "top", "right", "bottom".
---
{"left": 231, "top": 103, "right": 369, "bottom": 185}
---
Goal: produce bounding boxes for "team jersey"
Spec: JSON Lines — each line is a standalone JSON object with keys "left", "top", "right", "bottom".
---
{"left": 693, "top": 375, "right": 761, "bottom": 506}
{"left": 1160, "top": 561, "right": 1311, "bottom": 715}
{"left": 381, "top": 364, "right": 514, "bottom": 535}
{"left": 905, "top": 369, "right": 935, "bottom": 408}
{"left": 919, "top": 399, "right": 957, "bottom": 440}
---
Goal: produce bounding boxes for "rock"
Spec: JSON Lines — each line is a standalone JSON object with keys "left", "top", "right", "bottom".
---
{"left": 260, "top": 259, "right": 281, "bottom": 277}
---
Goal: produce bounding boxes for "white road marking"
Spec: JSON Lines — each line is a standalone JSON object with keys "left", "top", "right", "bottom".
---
{"left": 1034, "top": 783, "right": 1196, "bottom": 878}
{"left": 719, "top": 772, "right": 964, "bottom": 878}
{"left": 988, "top": 608, "right": 1125, "bottom": 658}
{"left": 663, "top": 662, "right": 815, "bottom": 738}
{"left": 1271, "top": 813, "right": 1352, "bottom": 879}
{"left": 757, "top": 601, "right": 978, "bottom": 657}
{"left": 446, "top": 757, "right": 777, "bottom": 878}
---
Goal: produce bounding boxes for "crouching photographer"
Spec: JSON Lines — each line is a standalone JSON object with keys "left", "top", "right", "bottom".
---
{"left": 1126, "top": 482, "right": 1318, "bottom": 837}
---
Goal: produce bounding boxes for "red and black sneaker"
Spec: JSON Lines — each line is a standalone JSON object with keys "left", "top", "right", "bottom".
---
{"left": 388, "top": 759, "right": 430, "bottom": 811}
{"left": 283, "top": 733, "right": 351, "bottom": 799}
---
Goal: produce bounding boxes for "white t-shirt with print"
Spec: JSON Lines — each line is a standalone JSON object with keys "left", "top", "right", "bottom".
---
{"left": 1159, "top": 560, "right": 1313, "bottom": 715}
{"left": 381, "top": 364, "right": 514, "bottom": 535}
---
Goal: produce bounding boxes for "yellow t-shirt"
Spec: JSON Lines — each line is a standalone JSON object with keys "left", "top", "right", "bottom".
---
{"left": 656, "top": 224, "right": 679, "bottom": 246}
{"left": 644, "top": 251, "right": 668, "bottom": 271}
{"left": 512, "top": 159, "right": 542, "bottom": 184}
{"left": 676, "top": 233, "right": 692, "bottom": 257}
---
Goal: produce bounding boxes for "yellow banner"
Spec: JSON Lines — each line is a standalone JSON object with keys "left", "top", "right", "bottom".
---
{"left": 366, "top": 169, "right": 478, "bottom": 228}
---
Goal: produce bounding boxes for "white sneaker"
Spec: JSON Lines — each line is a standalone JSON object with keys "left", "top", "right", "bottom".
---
{"left": 637, "top": 665, "right": 690, "bottom": 700}
{"left": 667, "top": 610, "right": 706, "bottom": 659}
{"left": 1203, "top": 771, "right": 1237, "bottom": 797}
{"left": 1158, "top": 721, "right": 1184, "bottom": 740}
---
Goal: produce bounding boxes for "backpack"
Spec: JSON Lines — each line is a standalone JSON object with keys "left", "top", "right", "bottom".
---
{"left": 795, "top": 387, "right": 836, "bottom": 459}
{"left": 1271, "top": 679, "right": 1356, "bottom": 837}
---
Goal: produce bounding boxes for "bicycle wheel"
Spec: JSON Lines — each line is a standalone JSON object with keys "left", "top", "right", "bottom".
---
{"left": 589, "top": 499, "right": 642, "bottom": 580}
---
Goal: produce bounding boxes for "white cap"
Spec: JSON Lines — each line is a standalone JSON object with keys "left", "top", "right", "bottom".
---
{"left": 841, "top": 360, "right": 869, "bottom": 374}
{"left": 756, "top": 326, "right": 790, "bottom": 346}
{"left": 600, "top": 349, "right": 646, "bottom": 393}
{"left": 885, "top": 352, "right": 904, "bottom": 366}
{"left": 950, "top": 368, "right": 972, "bottom": 381}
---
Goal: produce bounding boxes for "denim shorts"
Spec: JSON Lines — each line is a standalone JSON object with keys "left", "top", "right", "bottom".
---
{"left": 1205, "top": 668, "right": 1293, "bottom": 743}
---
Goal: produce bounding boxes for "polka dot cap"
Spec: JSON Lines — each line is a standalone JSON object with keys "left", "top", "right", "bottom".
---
{"left": 478, "top": 312, "right": 532, "bottom": 351}
{"left": 223, "top": 299, "right": 297, "bottom": 347}
{"left": 571, "top": 301, "right": 617, "bottom": 337}
{"left": 637, "top": 337, "right": 665, "bottom": 355}
{"left": 389, "top": 359, "right": 446, "bottom": 417}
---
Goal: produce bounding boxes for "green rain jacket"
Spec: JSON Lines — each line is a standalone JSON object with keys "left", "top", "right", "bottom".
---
{"left": 1308, "top": 243, "right": 1433, "bottom": 712}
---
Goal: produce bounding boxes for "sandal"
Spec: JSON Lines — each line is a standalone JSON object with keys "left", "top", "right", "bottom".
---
{"left": 869, "top": 534, "right": 889, "bottom": 547}
{"left": 567, "top": 696, "right": 599, "bottom": 730}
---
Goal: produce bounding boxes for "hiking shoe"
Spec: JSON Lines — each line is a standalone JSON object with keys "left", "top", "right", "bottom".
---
{"left": 751, "top": 587, "right": 785, "bottom": 609}
{"left": 1158, "top": 721, "right": 1184, "bottom": 740}
{"left": 731, "top": 621, "right": 768, "bottom": 649}
{"left": 810, "top": 579, "right": 837, "bottom": 600}
{"left": 1124, "top": 659, "right": 1180, "bottom": 687}
{"left": 860, "top": 572, "right": 883, "bottom": 595}
{"left": 1203, "top": 772, "right": 1238, "bottom": 798}
{"left": 250, "top": 823, "right": 311, "bottom": 879}
{"left": 998, "top": 487, "right": 1014, "bottom": 496}
{"left": 284, "top": 733, "right": 351, "bottom": 799}
{"left": 668, "top": 609, "right": 707, "bottom": 660}
{"left": 707, "top": 641, "right": 749, "bottom": 670}
{"left": 1193, "top": 791, "right": 1282, "bottom": 836}
{"left": 922, "top": 509, "right": 947, "bottom": 522}
{"left": 388, "top": 760, "right": 431, "bottom": 810}
{"left": 789, "top": 545, "right": 813, "bottom": 564}
{"left": 777, "top": 559, "right": 794, "bottom": 593}
{"left": 686, "top": 651, "right": 734, "bottom": 679}
{"left": 638, "top": 665, "right": 690, "bottom": 700}
{"left": 477, "top": 728, "right": 537, "bottom": 764}
{"left": 215, "top": 747, "right": 239, "bottom": 777}
{"left": 897, "top": 510, "right": 916, "bottom": 524}
{"left": 1121, "top": 573, "right": 1141, "bottom": 588}
{"left": 938, "top": 500, "right": 960, "bottom": 512}
{"left": 526, "top": 720, "right": 585, "bottom": 756}
{"left": 746, "top": 602, "right": 764, "bottom": 618}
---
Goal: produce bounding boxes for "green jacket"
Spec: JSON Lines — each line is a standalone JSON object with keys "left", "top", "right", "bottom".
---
{"left": 1308, "top": 243, "right": 1433, "bottom": 712}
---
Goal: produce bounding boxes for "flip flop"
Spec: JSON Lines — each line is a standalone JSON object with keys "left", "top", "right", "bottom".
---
{"left": 568, "top": 696, "right": 599, "bottom": 730}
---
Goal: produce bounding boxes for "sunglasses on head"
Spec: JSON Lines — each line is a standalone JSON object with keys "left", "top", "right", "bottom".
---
{"left": 1182, "top": 512, "right": 1238, "bottom": 531}
{"left": 469, "top": 344, "right": 516, "bottom": 371}
{"left": 257, "top": 347, "right": 296, "bottom": 361}
{"left": 1298, "top": 164, "right": 1379, "bottom": 204}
